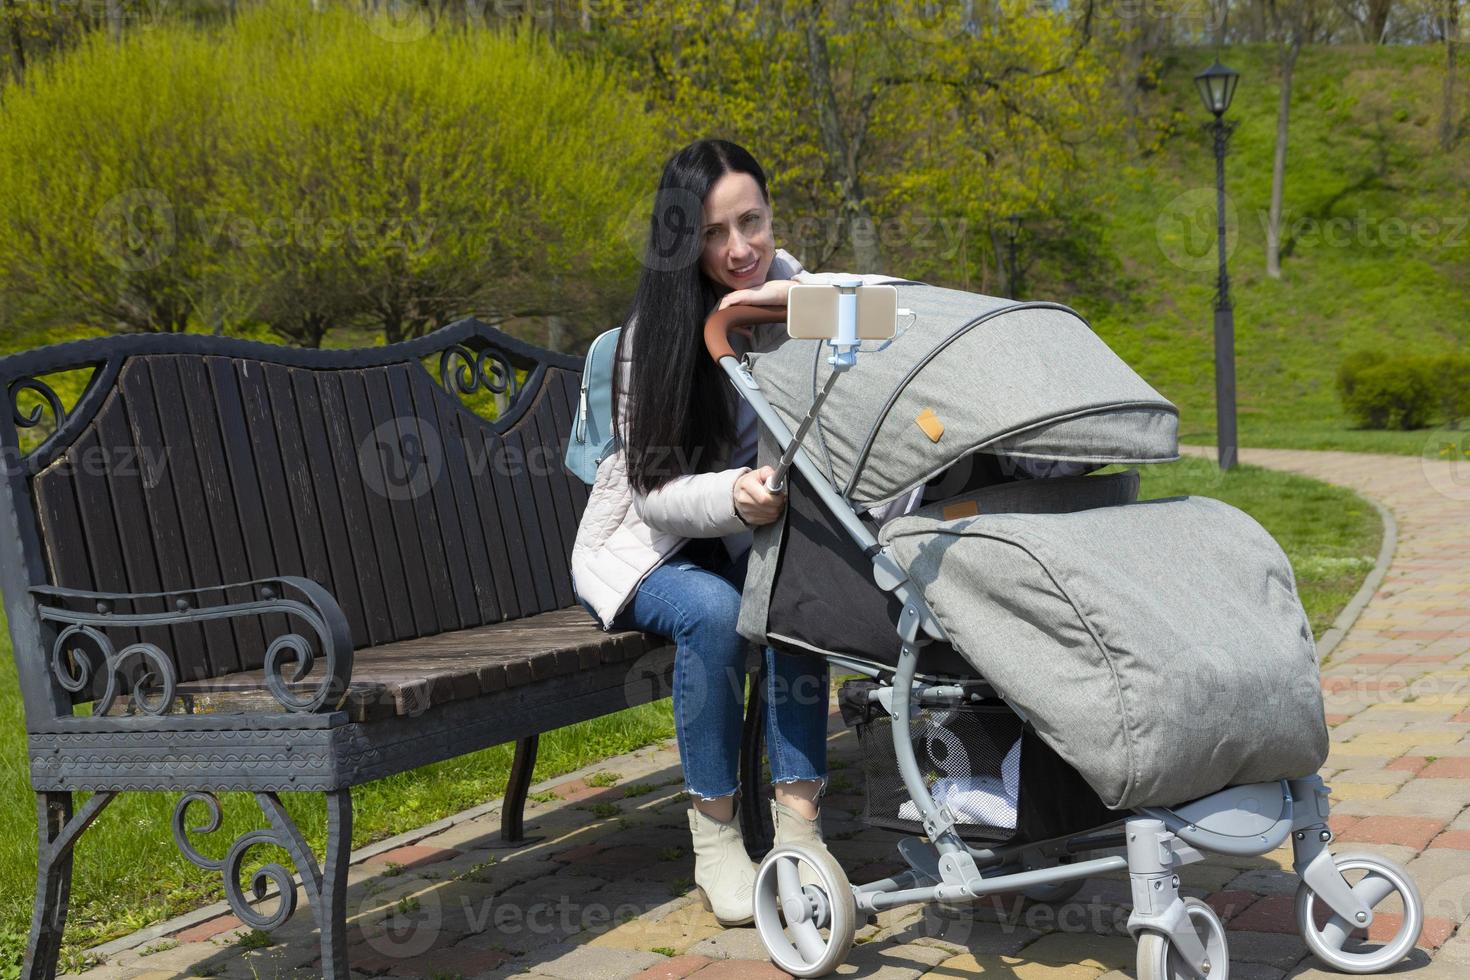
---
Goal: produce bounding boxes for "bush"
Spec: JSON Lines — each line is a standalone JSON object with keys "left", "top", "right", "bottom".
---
{"left": 0, "top": 25, "right": 231, "bottom": 333}
{"left": 0, "top": 0, "right": 662, "bottom": 346}
{"left": 1425, "top": 353, "right": 1470, "bottom": 428}
{"left": 1335, "top": 349, "right": 1388, "bottom": 403}
{"left": 1341, "top": 357, "right": 1438, "bottom": 430}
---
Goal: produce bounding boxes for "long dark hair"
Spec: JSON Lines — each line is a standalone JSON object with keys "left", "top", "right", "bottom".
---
{"left": 616, "top": 139, "right": 771, "bottom": 495}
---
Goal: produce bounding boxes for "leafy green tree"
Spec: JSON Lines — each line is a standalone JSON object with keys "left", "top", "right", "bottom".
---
{"left": 0, "top": 27, "right": 229, "bottom": 334}
{"left": 570, "top": 0, "right": 1122, "bottom": 286}
{"left": 215, "top": 2, "right": 660, "bottom": 345}
{"left": 0, "top": 0, "right": 662, "bottom": 347}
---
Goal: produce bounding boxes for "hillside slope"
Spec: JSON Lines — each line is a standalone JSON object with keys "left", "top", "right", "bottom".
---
{"left": 1087, "top": 43, "right": 1470, "bottom": 456}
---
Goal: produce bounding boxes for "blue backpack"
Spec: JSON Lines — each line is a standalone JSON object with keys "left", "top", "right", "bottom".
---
{"left": 564, "top": 326, "right": 621, "bottom": 484}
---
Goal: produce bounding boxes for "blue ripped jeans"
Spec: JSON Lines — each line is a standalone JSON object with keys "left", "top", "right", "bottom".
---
{"left": 584, "top": 542, "right": 829, "bottom": 801}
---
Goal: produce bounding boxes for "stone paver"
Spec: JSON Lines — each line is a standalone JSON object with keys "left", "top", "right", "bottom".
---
{"left": 62, "top": 447, "right": 1468, "bottom": 978}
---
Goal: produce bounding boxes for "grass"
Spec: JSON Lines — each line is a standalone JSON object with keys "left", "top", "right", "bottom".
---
{"left": 0, "top": 452, "right": 1381, "bottom": 973}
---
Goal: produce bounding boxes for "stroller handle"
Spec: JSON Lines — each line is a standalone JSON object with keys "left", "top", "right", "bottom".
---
{"left": 703, "top": 304, "right": 787, "bottom": 362}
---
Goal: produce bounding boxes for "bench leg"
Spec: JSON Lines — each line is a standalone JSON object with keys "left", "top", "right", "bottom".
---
{"left": 317, "top": 789, "right": 353, "bottom": 980}
{"left": 174, "top": 789, "right": 352, "bottom": 980}
{"left": 740, "top": 662, "right": 774, "bottom": 858}
{"left": 25, "top": 790, "right": 117, "bottom": 980}
{"left": 500, "top": 734, "right": 539, "bottom": 845}
{"left": 247, "top": 790, "right": 353, "bottom": 979}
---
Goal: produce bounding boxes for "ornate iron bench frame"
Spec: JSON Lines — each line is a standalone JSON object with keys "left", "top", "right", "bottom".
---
{"left": 0, "top": 319, "right": 773, "bottom": 979}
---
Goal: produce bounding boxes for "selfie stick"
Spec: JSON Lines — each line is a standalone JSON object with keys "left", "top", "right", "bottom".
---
{"left": 763, "top": 277, "right": 864, "bottom": 493}
{"left": 698, "top": 285, "right": 865, "bottom": 497}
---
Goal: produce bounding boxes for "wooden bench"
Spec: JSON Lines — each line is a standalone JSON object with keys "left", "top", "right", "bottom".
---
{"left": 0, "top": 319, "right": 773, "bottom": 979}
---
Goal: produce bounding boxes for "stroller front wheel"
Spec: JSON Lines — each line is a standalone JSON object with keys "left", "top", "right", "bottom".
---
{"left": 1136, "top": 897, "right": 1229, "bottom": 980}
{"left": 1295, "top": 852, "right": 1422, "bottom": 974}
{"left": 753, "top": 842, "right": 856, "bottom": 978}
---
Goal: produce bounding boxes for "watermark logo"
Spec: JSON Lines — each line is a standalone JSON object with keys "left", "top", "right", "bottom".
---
{"left": 891, "top": 0, "right": 974, "bottom": 43}
{"left": 95, "top": 189, "right": 176, "bottom": 272}
{"left": 358, "top": 417, "right": 445, "bottom": 502}
{"left": 1156, "top": 187, "right": 1237, "bottom": 273}
{"left": 357, "top": 886, "right": 443, "bottom": 960}
{"left": 621, "top": 187, "right": 705, "bottom": 273}
{"left": 1422, "top": 426, "right": 1470, "bottom": 502}
{"left": 363, "top": 0, "right": 437, "bottom": 43}
{"left": 622, "top": 647, "right": 676, "bottom": 713}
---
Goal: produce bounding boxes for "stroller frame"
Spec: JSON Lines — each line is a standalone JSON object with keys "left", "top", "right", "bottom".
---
{"left": 705, "top": 305, "right": 1425, "bottom": 980}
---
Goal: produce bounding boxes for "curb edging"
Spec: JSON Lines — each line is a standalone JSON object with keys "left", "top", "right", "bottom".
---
{"left": 1316, "top": 493, "right": 1397, "bottom": 665}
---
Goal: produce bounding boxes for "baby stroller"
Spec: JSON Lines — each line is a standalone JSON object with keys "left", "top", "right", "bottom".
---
{"left": 704, "top": 281, "right": 1424, "bottom": 980}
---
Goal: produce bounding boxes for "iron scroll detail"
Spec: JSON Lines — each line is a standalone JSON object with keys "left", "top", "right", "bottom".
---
{"left": 34, "top": 575, "right": 354, "bottom": 715}
{"left": 438, "top": 343, "right": 518, "bottom": 401}
{"left": 173, "top": 792, "right": 301, "bottom": 931}
{"left": 9, "top": 377, "right": 67, "bottom": 431}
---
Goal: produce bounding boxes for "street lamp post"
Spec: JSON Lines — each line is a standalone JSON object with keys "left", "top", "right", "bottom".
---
{"left": 1194, "top": 60, "right": 1240, "bottom": 471}
{"left": 1004, "top": 213, "right": 1023, "bottom": 299}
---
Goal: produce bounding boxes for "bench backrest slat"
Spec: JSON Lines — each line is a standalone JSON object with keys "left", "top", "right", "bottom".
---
{"left": 206, "top": 356, "right": 302, "bottom": 653}
{"left": 1, "top": 320, "right": 588, "bottom": 714}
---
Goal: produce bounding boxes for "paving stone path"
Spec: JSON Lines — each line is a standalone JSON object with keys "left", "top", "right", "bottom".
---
{"left": 66, "top": 447, "right": 1470, "bottom": 979}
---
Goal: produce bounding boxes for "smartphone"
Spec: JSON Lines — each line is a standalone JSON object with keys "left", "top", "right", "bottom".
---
{"left": 787, "top": 284, "right": 898, "bottom": 341}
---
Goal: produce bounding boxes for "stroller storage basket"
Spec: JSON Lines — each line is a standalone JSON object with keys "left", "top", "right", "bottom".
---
{"left": 837, "top": 679, "right": 1114, "bottom": 845}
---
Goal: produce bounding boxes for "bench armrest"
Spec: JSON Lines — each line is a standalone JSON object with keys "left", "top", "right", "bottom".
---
{"left": 31, "top": 576, "right": 354, "bottom": 716}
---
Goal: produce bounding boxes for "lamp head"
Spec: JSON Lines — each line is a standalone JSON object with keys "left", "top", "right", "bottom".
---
{"left": 1194, "top": 61, "right": 1240, "bottom": 117}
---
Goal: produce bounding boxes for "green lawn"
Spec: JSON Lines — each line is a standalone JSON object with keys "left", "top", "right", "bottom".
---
{"left": 0, "top": 453, "right": 1380, "bottom": 974}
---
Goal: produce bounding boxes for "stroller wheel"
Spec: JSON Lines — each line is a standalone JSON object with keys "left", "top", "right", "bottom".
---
{"left": 1137, "top": 898, "right": 1229, "bottom": 980}
{"left": 753, "top": 842, "right": 856, "bottom": 978}
{"left": 1295, "top": 852, "right": 1422, "bottom": 974}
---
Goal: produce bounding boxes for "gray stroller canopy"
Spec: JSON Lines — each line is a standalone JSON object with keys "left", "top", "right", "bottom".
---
{"left": 745, "top": 283, "right": 1180, "bottom": 509}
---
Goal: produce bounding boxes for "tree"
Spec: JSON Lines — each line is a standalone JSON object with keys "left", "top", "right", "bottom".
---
{"left": 574, "top": 0, "right": 1120, "bottom": 280}
{"left": 1266, "top": 0, "right": 1329, "bottom": 279}
{"left": 802, "top": 1, "right": 883, "bottom": 270}
{"left": 3, "top": 0, "right": 25, "bottom": 85}
{"left": 1334, "top": 0, "right": 1397, "bottom": 40}
{"left": 1266, "top": 24, "right": 1301, "bottom": 280}
{"left": 0, "top": 0, "right": 662, "bottom": 347}
{"left": 1439, "top": 0, "right": 1462, "bottom": 149}
{"left": 0, "top": 26, "right": 229, "bottom": 333}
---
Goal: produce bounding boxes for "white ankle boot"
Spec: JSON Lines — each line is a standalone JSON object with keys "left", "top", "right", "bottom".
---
{"left": 771, "top": 798, "right": 826, "bottom": 850}
{"left": 771, "top": 798, "right": 829, "bottom": 887}
{"left": 687, "top": 803, "right": 757, "bottom": 926}
{"left": 771, "top": 799, "right": 874, "bottom": 923}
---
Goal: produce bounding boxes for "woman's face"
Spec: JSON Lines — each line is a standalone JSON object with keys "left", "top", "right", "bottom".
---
{"left": 699, "top": 171, "right": 774, "bottom": 292}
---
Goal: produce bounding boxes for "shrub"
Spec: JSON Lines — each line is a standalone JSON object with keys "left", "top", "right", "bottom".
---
{"left": 1341, "top": 357, "right": 1438, "bottom": 430}
{"left": 1335, "top": 349, "right": 1388, "bottom": 403}
{"left": 214, "top": 1, "right": 661, "bottom": 346}
{"left": 0, "top": 25, "right": 231, "bottom": 333}
{"left": 0, "top": 0, "right": 662, "bottom": 346}
{"left": 1425, "top": 353, "right": 1470, "bottom": 428}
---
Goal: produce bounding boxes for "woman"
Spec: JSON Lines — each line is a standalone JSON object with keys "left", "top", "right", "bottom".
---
{"left": 570, "top": 139, "right": 835, "bottom": 926}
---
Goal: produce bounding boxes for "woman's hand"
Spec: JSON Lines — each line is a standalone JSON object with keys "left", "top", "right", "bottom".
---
{"left": 733, "top": 465, "right": 787, "bottom": 527}
{"left": 717, "top": 279, "right": 796, "bottom": 312}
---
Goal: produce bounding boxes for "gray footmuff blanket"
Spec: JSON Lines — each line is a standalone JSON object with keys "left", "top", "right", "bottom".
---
{"left": 880, "top": 495, "right": 1330, "bottom": 809}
